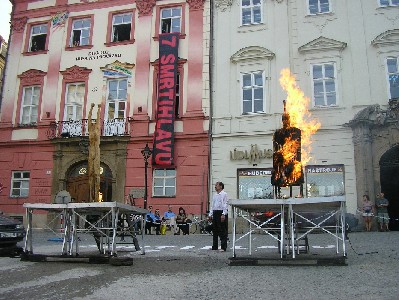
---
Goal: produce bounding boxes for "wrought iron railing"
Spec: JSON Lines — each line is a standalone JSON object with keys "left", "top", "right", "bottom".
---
{"left": 46, "top": 118, "right": 130, "bottom": 139}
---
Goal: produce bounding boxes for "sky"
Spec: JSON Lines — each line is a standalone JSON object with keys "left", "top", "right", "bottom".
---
{"left": 0, "top": 0, "right": 12, "bottom": 41}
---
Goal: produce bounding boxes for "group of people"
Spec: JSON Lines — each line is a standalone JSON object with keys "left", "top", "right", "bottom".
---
{"left": 362, "top": 192, "right": 390, "bottom": 231}
{"left": 145, "top": 205, "right": 191, "bottom": 235}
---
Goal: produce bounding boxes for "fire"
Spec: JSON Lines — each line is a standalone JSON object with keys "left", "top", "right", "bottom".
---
{"left": 279, "top": 68, "right": 321, "bottom": 165}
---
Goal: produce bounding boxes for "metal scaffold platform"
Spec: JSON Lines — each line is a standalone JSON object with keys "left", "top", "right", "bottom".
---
{"left": 229, "top": 196, "right": 347, "bottom": 266}
{"left": 22, "top": 202, "right": 148, "bottom": 265}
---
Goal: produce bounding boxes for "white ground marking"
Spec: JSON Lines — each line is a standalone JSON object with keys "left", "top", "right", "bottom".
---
{"left": 0, "top": 268, "right": 101, "bottom": 293}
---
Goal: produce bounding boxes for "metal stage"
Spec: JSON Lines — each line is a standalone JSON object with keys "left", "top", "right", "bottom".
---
{"left": 23, "top": 202, "right": 148, "bottom": 258}
{"left": 229, "top": 196, "right": 347, "bottom": 265}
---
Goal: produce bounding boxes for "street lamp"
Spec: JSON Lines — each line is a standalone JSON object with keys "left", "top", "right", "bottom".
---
{"left": 141, "top": 143, "right": 152, "bottom": 209}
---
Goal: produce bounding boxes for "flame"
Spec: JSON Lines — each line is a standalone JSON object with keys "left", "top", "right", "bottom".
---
{"left": 279, "top": 68, "right": 321, "bottom": 165}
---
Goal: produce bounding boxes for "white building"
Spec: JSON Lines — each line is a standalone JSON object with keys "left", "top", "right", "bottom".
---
{"left": 210, "top": 0, "right": 399, "bottom": 228}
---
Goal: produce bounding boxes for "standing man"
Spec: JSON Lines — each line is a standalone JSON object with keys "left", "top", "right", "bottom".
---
{"left": 209, "top": 182, "right": 228, "bottom": 251}
{"left": 375, "top": 192, "right": 389, "bottom": 231}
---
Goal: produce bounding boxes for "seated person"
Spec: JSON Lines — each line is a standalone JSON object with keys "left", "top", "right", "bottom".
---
{"left": 153, "top": 209, "right": 162, "bottom": 235}
{"left": 163, "top": 205, "right": 177, "bottom": 233}
{"left": 175, "top": 207, "right": 189, "bottom": 235}
{"left": 145, "top": 206, "right": 163, "bottom": 235}
{"left": 145, "top": 206, "right": 156, "bottom": 235}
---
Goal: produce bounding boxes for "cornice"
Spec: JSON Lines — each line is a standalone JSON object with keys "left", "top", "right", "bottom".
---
{"left": 298, "top": 36, "right": 347, "bottom": 53}
{"left": 60, "top": 65, "right": 92, "bottom": 81}
{"left": 371, "top": 29, "right": 399, "bottom": 47}
{"left": 231, "top": 46, "right": 275, "bottom": 63}
{"left": 18, "top": 69, "right": 47, "bottom": 85}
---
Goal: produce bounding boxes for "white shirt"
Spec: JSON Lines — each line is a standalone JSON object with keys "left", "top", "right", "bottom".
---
{"left": 209, "top": 190, "right": 228, "bottom": 217}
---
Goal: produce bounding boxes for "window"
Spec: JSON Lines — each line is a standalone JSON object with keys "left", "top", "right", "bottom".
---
{"left": 153, "top": 169, "right": 176, "bottom": 197}
{"left": 241, "top": 71, "right": 265, "bottom": 114}
{"left": 379, "top": 0, "right": 399, "bottom": 7}
{"left": 112, "top": 13, "right": 132, "bottom": 42}
{"left": 106, "top": 79, "right": 127, "bottom": 119}
{"left": 10, "top": 171, "right": 30, "bottom": 197}
{"left": 21, "top": 86, "right": 40, "bottom": 124}
{"left": 160, "top": 7, "right": 181, "bottom": 33}
{"left": 29, "top": 24, "right": 48, "bottom": 52}
{"left": 387, "top": 57, "right": 399, "bottom": 99}
{"left": 104, "top": 78, "right": 127, "bottom": 136}
{"left": 70, "top": 18, "right": 91, "bottom": 47}
{"left": 64, "top": 83, "right": 84, "bottom": 121}
{"left": 241, "top": 0, "right": 262, "bottom": 26}
{"left": 308, "top": 0, "right": 330, "bottom": 15}
{"left": 312, "top": 63, "right": 337, "bottom": 106}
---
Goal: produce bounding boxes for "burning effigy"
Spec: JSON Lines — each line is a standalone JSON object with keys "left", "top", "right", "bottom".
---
{"left": 272, "top": 69, "right": 321, "bottom": 198}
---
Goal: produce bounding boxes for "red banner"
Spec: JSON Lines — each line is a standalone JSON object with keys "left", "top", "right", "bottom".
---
{"left": 152, "top": 33, "right": 179, "bottom": 166}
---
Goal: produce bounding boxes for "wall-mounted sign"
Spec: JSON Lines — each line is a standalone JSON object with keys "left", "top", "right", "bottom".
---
{"left": 230, "top": 144, "right": 273, "bottom": 164}
{"left": 237, "top": 168, "right": 274, "bottom": 200}
{"left": 305, "top": 164, "right": 345, "bottom": 197}
{"left": 76, "top": 50, "right": 122, "bottom": 61}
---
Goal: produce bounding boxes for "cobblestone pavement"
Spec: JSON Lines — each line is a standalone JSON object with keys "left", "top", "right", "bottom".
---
{"left": 0, "top": 230, "right": 398, "bottom": 300}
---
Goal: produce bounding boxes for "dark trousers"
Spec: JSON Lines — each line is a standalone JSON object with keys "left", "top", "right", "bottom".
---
{"left": 212, "top": 210, "right": 228, "bottom": 250}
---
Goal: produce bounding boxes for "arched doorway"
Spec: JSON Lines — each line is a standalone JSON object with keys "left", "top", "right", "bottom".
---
{"left": 66, "top": 162, "right": 113, "bottom": 202}
{"left": 380, "top": 146, "right": 399, "bottom": 231}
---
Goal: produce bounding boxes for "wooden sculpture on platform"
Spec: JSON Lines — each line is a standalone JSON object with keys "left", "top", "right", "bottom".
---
{"left": 88, "top": 103, "right": 101, "bottom": 202}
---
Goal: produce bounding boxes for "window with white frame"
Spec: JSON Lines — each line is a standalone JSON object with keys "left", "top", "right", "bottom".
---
{"left": 379, "top": 0, "right": 399, "bottom": 7}
{"left": 21, "top": 86, "right": 40, "bottom": 124}
{"left": 10, "top": 171, "right": 30, "bottom": 197}
{"left": 387, "top": 57, "right": 399, "bottom": 99}
{"left": 241, "top": 71, "right": 265, "bottom": 114}
{"left": 160, "top": 7, "right": 181, "bottom": 33}
{"left": 64, "top": 83, "right": 84, "bottom": 121}
{"left": 106, "top": 78, "right": 127, "bottom": 119}
{"left": 153, "top": 169, "right": 176, "bottom": 197}
{"left": 112, "top": 13, "right": 132, "bottom": 42}
{"left": 29, "top": 24, "right": 48, "bottom": 52}
{"left": 312, "top": 63, "right": 337, "bottom": 106}
{"left": 308, "top": 0, "right": 330, "bottom": 15}
{"left": 241, "top": 0, "right": 262, "bottom": 26}
{"left": 70, "top": 18, "right": 91, "bottom": 47}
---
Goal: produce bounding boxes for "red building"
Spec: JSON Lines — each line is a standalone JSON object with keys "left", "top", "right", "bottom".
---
{"left": 0, "top": 0, "right": 210, "bottom": 226}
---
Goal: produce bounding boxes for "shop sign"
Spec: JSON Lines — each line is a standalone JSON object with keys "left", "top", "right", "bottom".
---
{"left": 230, "top": 144, "right": 273, "bottom": 164}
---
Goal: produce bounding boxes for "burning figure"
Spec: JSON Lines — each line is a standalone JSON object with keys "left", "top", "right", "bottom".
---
{"left": 272, "top": 101, "right": 304, "bottom": 192}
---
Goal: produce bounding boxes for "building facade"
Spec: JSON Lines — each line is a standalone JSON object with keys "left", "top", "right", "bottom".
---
{"left": 0, "top": 0, "right": 210, "bottom": 226}
{"left": 211, "top": 0, "right": 399, "bottom": 228}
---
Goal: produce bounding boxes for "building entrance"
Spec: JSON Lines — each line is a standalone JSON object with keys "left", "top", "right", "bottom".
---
{"left": 380, "top": 146, "right": 399, "bottom": 231}
{"left": 66, "top": 162, "right": 113, "bottom": 203}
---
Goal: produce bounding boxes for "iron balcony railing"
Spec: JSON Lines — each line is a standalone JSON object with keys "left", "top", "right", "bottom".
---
{"left": 47, "top": 118, "right": 130, "bottom": 139}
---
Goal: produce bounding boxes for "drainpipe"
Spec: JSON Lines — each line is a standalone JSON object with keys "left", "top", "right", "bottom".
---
{"left": 207, "top": 0, "right": 214, "bottom": 215}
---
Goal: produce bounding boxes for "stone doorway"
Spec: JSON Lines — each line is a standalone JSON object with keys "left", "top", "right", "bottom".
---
{"left": 66, "top": 162, "right": 113, "bottom": 202}
{"left": 380, "top": 146, "right": 399, "bottom": 231}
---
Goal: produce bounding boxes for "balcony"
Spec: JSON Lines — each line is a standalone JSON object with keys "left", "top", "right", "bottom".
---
{"left": 46, "top": 118, "right": 130, "bottom": 139}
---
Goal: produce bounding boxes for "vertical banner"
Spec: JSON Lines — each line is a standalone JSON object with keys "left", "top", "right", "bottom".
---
{"left": 153, "top": 33, "right": 179, "bottom": 166}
